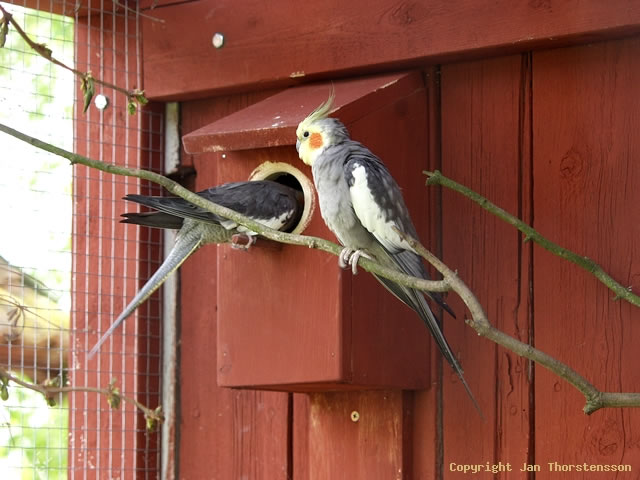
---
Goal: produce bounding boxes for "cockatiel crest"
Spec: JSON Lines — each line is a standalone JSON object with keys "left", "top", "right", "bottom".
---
{"left": 296, "top": 90, "right": 348, "bottom": 166}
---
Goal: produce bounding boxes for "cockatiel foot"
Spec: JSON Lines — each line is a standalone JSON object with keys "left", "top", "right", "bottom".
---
{"left": 338, "top": 248, "right": 372, "bottom": 275}
{"left": 231, "top": 233, "right": 256, "bottom": 251}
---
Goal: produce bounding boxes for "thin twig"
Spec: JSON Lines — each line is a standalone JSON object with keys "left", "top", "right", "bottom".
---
{"left": 0, "top": 367, "right": 163, "bottom": 429}
{"left": 0, "top": 4, "right": 147, "bottom": 108}
{"left": 0, "top": 122, "right": 449, "bottom": 294}
{"left": 2, "top": 123, "right": 638, "bottom": 414}
{"left": 113, "top": 0, "right": 165, "bottom": 23}
{"left": 424, "top": 169, "right": 640, "bottom": 308}
{"left": 396, "top": 228, "right": 640, "bottom": 415}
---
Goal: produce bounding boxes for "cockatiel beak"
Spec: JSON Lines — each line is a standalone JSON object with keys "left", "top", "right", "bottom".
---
{"left": 296, "top": 139, "right": 301, "bottom": 154}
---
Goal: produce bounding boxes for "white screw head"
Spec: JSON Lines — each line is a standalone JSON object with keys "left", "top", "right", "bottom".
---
{"left": 94, "top": 94, "right": 109, "bottom": 110}
{"left": 212, "top": 33, "right": 225, "bottom": 49}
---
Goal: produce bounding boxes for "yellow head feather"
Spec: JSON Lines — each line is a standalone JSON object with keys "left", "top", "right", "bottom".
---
{"left": 304, "top": 88, "right": 335, "bottom": 124}
{"left": 296, "top": 88, "right": 338, "bottom": 166}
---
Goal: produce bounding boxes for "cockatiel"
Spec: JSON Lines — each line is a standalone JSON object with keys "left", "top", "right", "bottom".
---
{"left": 296, "top": 94, "right": 480, "bottom": 413}
{"left": 88, "top": 180, "right": 303, "bottom": 358}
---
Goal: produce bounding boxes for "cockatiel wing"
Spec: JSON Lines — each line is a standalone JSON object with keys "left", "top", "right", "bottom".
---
{"left": 88, "top": 180, "right": 304, "bottom": 359}
{"left": 124, "top": 181, "right": 303, "bottom": 232}
{"left": 343, "top": 150, "right": 480, "bottom": 413}
{"left": 344, "top": 151, "right": 417, "bottom": 254}
{"left": 344, "top": 149, "right": 456, "bottom": 318}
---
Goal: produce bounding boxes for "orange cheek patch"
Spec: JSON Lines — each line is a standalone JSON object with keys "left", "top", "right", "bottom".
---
{"left": 309, "top": 132, "right": 323, "bottom": 149}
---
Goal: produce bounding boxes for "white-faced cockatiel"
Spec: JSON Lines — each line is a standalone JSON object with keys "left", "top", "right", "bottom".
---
{"left": 296, "top": 94, "right": 480, "bottom": 413}
{"left": 88, "top": 180, "right": 303, "bottom": 358}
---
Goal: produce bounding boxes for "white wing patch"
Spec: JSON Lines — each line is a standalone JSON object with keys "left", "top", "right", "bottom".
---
{"left": 234, "top": 209, "right": 293, "bottom": 235}
{"left": 349, "top": 164, "right": 412, "bottom": 253}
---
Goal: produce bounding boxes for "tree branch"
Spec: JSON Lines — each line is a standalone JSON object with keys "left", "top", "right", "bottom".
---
{"left": 0, "top": 121, "right": 449, "bottom": 294}
{"left": 0, "top": 367, "right": 163, "bottom": 431}
{"left": 2, "top": 123, "right": 639, "bottom": 414}
{"left": 399, "top": 212, "right": 640, "bottom": 415}
{"left": 113, "top": 0, "right": 165, "bottom": 23}
{"left": 425, "top": 169, "right": 640, "bottom": 308}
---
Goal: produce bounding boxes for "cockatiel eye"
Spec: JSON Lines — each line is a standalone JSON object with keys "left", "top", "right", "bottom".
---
{"left": 303, "top": 131, "right": 310, "bottom": 138}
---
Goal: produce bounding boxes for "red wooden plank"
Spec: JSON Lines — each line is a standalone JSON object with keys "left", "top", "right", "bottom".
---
{"left": 305, "top": 391, "right": 411, "bottom": 479}
{"left": 293, "top": 393, "right": 311, "bottom": 480}
{"left": 142, "top": 0, "right": 640, "bottom": 100}
{"left": 182, "top": 71, "right": 422, "bottom": 153}
{"left": 410, "top": 67, "right": 440, "bottom": 480}
{"left": 532, "top": 37, "right": 640, "bottom": 473}
{"left": 178, "top": 98, "right": 291, "bottom": 479}
{"left": 440, "top": 55, "right": 533, "bottom": 474}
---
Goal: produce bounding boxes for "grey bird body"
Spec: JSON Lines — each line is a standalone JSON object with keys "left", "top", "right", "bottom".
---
{"left": 88, "top": 180, "right": 303, "bottom": 358}
{"left": 297, "top": 105, "right": 480, "bottom": 414}
{"left": 311, "top": 137, "right": 456, "bottom": 320}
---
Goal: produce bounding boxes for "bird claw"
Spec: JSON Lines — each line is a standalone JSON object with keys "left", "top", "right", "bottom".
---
{"left": 338, "top": 248, "right": 371, "bottom": 275}
{"left": 338, "top": 248, "right": 353, "bottom": 269}
{"left": 231, "top": 234, "right": 256, "bottom": 251}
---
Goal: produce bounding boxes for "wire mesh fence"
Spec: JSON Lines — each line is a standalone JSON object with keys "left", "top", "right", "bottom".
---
{"left": 1, "top": 1, "right": 164, "bottom": 478}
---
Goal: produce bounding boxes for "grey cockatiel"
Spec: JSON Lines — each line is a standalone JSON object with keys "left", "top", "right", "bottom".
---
{"left": 296, "top": 95, "right": 481, "bottom": 414}
{"left": 88, "top": 180, "right": 304, "bottom": 358}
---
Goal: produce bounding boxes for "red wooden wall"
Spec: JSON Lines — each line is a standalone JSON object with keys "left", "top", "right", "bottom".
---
{"left": 140, "top": 1, "right": 640, "bottom": 478}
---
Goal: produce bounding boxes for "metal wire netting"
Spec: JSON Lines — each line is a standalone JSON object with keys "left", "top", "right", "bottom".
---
{"left": 0, "top": 1, "right": 164, "bottom": 478}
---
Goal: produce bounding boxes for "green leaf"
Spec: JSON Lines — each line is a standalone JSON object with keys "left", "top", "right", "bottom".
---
{"left": 36, "top": 42, "right": 53, "bottom": 59}
{"left": 107, "top": 377, "right": 121, "bottom": 409}
{"left": 145, "top": 406, "right": 163, "bottom": 432}
{"left": 133, "top": 89, "right": 149, "bottom": 106}
{"left": 127, "top": 100, "right": 137, "bottom": 115}
{"left": 81, "top": 73, "right": 94, "bottom": 113}
{"left": 0, "top": 17, "right": 8, "bottom": 48}
{"left": 145, "top": 415, "right": 156, "bottom": 432}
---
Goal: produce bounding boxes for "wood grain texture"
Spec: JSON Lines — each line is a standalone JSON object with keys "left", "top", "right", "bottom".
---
{"left": 181, "top": 89, "right": 281, "bottom": 168}
{"left": 409, "top": 67, "right": 441, "bottom": 480}
{"left": 306, "top": 391, "right": 411, "bottom": 480}
{"left": 178, "top": 97, "right": 291, "bottom": 479}
{"left": 439, "top": 55, "right": 533, "bottom": 475}
{"left": 532, "top": 37, "right": 640, "bottom": 476}
{"left": 182, "top": 71, "right": 422, "bottom": 154}
{"left": 142, "top": 0, "right": 640, "bottom": 100}
{"left": 347, "top": 85, "right": 432, "bottom": 390}
{"left": 293, "top": 393, "right": 311, "bottom": 480}
{"left": 174, "top": 26, "right": 640, "bottom": 480}
{"left": 215, "top": 147, "right": 348, "bottom": 385}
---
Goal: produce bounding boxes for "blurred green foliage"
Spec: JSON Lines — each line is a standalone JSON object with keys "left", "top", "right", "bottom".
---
{"left": 0, "top": 385, "right": 68, "bottom": 480}
{"left": 0, "top": 4, "right": 74, "bottom": 121}
{"left": 0, "top": 4, "right": 72, "bottom": 479}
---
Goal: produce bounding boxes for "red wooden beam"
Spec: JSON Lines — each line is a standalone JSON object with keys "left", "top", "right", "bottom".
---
{"left": 439, "top": 54, "right": 533, "bottom": 471}
{"left": 142, "top": 0, "right": 640, "bottom": 100}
